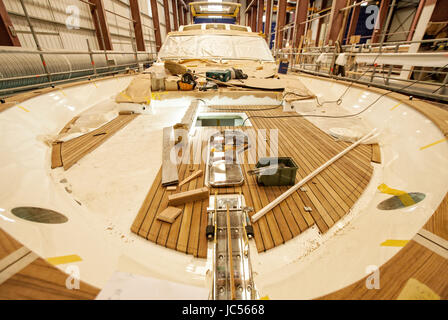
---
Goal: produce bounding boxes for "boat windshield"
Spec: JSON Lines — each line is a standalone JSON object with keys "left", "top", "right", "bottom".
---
{"left": 158, "top": 34, "right": 274, "bottom": 62}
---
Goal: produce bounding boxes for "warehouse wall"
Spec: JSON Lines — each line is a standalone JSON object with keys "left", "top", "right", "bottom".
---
{"left": 4, "top": 0, "right": 98, "bottom": 50}
{"left": 1, "top": 0, "right": 180, "bottom": 54}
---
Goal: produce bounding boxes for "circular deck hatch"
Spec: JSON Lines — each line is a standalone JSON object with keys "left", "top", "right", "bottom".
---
{"left": 11, "top": 207, "right": 68, "bottom": 224}
{"left": 377, "top": 193, "right": 426, "bottom": 210}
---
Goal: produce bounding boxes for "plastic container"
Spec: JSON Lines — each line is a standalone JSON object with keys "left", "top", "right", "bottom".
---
{"left": 255, "top": 157, "right": 298, "bottom": 186}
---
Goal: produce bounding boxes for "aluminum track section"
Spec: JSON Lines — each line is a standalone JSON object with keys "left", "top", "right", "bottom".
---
{"left": 208, "top": 193, "right": 256, "bottom": 300}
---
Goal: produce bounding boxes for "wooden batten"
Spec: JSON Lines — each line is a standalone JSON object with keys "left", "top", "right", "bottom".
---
{"left": 162, "top": 126, "right": 179, "bottom": 186}
{"left": 167, "top": 187, "right": 209, "bottom": 206}
{"left": 179, "top": 170, "right": 203, "bottom": 187}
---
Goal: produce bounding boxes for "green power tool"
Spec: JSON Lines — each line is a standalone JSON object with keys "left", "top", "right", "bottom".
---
{"left": 206, "top": 70, "right": 232, "bottom": 82}
{"left": 206, "top": 68, "right": 248, "bottom": 82}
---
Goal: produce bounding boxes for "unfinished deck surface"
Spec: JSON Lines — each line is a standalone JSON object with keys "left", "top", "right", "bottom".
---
{"left": 131, "top": 105, "right": 374, "bottom": 258}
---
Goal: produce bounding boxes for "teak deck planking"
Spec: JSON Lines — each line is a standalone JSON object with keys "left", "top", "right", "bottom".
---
{"left": 131, "top": 105, "right": 375, "bottom": 258}
{"left": 51, "top": 114, "right": 138, "bottom": 170}
{"left": 321, "top": 192, "right": 448, "bottom": 299}
{"left": 320, "top": 239, "right": 448, "bottom": 299}
{"left": 423, "top": 193, "right": 448, "bottom": 242}
{"left": 0, "top": 228, "right": 99, "bottom": 300}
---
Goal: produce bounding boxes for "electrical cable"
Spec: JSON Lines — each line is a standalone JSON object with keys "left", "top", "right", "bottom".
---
{"left": 195, "top": 53, "right": 446, "bottom": 122}
{"left": 314, "top": 52, "right": 383, "bottom": 106}
{"left": 198, "top": 49, "right": 383, "bottom": 110}
{"left": 241, "top": 62, "right": 448, "bottom": 126}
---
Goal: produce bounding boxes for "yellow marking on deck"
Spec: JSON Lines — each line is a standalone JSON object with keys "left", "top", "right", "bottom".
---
{"left": 120, "top": 92, "right": 132, "bottom": 102}
{"left": 16, "top": 105, "right": 30, "bottom": 112}
{"left": 378, "top": 183, "right": 415, "bottom": 207}
{"left": 419, "top": 137, "right": 448, "bottom": 151}
{"left": 151, "top": 92, "right": 167, "bottom": 100}
{"left": 46, "top": 254, "right": 82, "bottom": 265}
{"left": 390, "top": 102, "right": 401, "bottom": 110}
{"left": 381, "top": 240, "right": 409, "bottom": 247}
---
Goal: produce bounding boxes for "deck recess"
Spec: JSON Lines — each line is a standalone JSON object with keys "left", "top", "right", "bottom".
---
{"left": 131, "top": 106, "right": 374, "bottom": 258}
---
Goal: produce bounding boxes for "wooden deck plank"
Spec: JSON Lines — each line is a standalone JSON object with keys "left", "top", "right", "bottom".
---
{"left": 161, "top": 126, "right": 179, "bottom": 186}
{"left": 131, "top": 169, "right": 162, "bottom": 234}
{"left": 371, "top": 143, "right": 382, "bottom": 163}
{"left": 269, "top": 119, "right": 349, "bottom": 219}
{"left": 260, "top": 118, "right": 344, "bottom": 231}
{"left": 130, "top": 105, "right": 374, "bottom": 256}
{"left": 139, "top": 170, "right": 166, "bottom": 240}
{"left": 244, "top": 127, "right": 284, "bottom": 247}
{"left": 320, "top": 240, "right": 448, "bottom": 299}
{"left": 240, "top": 166, "right": 266, "bottom": 251}
{"left": 0, "top": 228, "right": 23, "bottom": 261}
{"left": 423, "top": 193, "right": 448, "bottom": 242}
{"left": 254, "top": 126, "right": 292, "bottom": 243}
{"left": 241, "top": 162, "right": 275, "bottom": 251}
{"left": 176, "top": 139, "right": 204, "bottom": 253}
{"left": 186, "top": 130, "right": 208, "bottom": 256}
{"left": 165, "top": 140, "right": 193, "bottom": 250}
{"left": 0, "top": 228, "right": 99, "bottom": 300}
{"left": 263, "top": 113, "right": 367, "bottom": 202}
{"left": 240, "top": 128, "right": 276, "bottom": 251}
{"left": 287, "top": 121, "right": 370, "bottom": 198}
{"left": 60, "top": 114, "right": 138, "bottom": 170}
{"left": 50, "top": 142, "right": 63, "bottom": 169}
{"left": 253, "top": 118, "right": 308, "bottom": 237}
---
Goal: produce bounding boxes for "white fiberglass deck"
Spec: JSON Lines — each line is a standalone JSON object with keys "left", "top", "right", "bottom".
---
{"left": 0, "top": 74, "right": 446, "bottom": 299}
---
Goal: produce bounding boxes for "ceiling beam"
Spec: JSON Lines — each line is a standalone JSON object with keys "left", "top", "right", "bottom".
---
{"left": 172, "top": 0, "right": 179, "bottom": 31}
{"left": 178, "top": 2, "right": 184, "bottom": 26}
{"left": 275, "top": 0, "right": 287, "bottom": 49}
{"left": 292, "top": 0, "right": 307, "bottom": 49}
{"left": 257, "top": 0, "right": 264, "bottom": 32}
{"left": 129, "top": 0, "right": 145, "bottom": 51}
{"left": 265, "top": 0, "right": 273, "bottom": 42}
{"left": 163, "top": 0, "right": 171, "bottom": 33}
{"left": 149, "top": 0, "right": 162, "bottom": 51}
{"left": 325, "top": 0, "right": 347, "bottom": 45}
{"left": 371, "top": 0, "right": 391, "bottom": 43}
{"left": 89, "top": 0, "right": 113, "bottom": 50}
{"left": 345, "top": 0, "right": 361, "bottom": 44}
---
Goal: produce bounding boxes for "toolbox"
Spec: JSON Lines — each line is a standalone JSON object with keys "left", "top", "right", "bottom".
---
{"left": 255, "top": 157, "right": 298, "bottom": 186}
{"left": 206, "top": 70, "right": 232, "bottom": 82}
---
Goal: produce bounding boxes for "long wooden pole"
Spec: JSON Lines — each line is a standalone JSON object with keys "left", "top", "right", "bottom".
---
{"left": 251, "top": 129, "right": 378, "bottom": 223}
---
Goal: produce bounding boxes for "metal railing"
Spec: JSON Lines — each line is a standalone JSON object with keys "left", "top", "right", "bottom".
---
{"left": 0, "top": 0, "right": 158, "bottom": 99}
{"left": 0, "top": 43, "right": 157, "bottom": 98}
{"left": 275, "top": 37, "right": 448, "bottom": 103}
